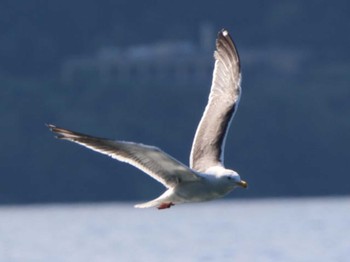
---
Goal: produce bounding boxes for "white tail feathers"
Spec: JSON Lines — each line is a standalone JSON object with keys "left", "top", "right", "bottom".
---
{"left": 134, "top": 200, "right": 160, "bottom": 209}
{"left": 135, "top": 189, "right": 175, "bottom": 209}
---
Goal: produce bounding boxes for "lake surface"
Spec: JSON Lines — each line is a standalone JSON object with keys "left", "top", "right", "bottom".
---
{"left": 0, "top": 197, "right": 349, "bottom": 262}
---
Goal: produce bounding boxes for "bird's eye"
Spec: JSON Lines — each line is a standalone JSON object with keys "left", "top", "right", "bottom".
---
{"left": 227, "top": 176, "right": 232, "bottom": 180}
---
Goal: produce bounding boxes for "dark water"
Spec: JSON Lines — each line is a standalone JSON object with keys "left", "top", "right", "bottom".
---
{"left": 0, "top": 197, "right": 349, "bottom": 262}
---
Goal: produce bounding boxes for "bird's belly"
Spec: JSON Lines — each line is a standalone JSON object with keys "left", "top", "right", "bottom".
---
{"left": 174, "top": 182, "right": 231, "bottom": 203}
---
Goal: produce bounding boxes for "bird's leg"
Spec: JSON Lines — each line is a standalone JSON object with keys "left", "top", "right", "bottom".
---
{"left": 157, "top": 202, "right": 174, "bottom": 210}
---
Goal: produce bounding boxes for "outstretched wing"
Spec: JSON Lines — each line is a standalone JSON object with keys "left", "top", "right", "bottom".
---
{"left": 48, "top": 125, "right": 201, "bottom": 188}
{"left": 190, "top": 29, "right": 241, "bottom": 172}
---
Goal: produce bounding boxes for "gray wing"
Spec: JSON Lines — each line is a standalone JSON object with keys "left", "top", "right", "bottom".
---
{"left": 48, "top": 125, "right": 201, "bottom": 188}
{"left": 189, "top": 29, "right": 241, "bottom": 172}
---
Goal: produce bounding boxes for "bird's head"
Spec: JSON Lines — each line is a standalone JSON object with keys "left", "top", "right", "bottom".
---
{"left": 223, "top": 169, "right": 248, "bottom": 189}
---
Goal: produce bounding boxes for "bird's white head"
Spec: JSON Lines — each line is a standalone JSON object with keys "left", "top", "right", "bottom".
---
{"left": 222, "top": 169, "right": 248, "bottom": 189}
{"left": 205, "top": 166, "right": 248, "bottom": 189}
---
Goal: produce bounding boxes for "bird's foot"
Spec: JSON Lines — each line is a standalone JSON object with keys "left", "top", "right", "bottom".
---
{"left": 157, "top": 202, "right": 174, "bottom": 210}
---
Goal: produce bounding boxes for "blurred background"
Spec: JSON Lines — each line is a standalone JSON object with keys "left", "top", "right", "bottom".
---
{"left": 1, "top": 0, "right": 349, "bottom": 205}
{"left": 1, "top": 1, "right": 350, "bottom": 261}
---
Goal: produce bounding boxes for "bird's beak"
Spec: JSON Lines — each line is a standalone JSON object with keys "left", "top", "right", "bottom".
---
{"left": 236, "top": 180, "right": 248, "bottom": 188}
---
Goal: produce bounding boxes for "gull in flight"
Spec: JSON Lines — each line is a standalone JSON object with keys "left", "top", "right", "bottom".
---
{"left": 48, "top": 29, "right": 247, "bottom": 209}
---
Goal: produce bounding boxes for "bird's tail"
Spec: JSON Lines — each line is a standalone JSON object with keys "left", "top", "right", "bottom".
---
{"left": 134, "top": 189, "right": 174, "bottom": 209}
{"left": 134, "top": 199, "right": 161, "bottom": 209}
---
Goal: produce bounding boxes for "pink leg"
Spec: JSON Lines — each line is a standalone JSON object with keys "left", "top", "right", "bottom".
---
{"left": 157, "top": 202, "right": 175, "bottom": 210}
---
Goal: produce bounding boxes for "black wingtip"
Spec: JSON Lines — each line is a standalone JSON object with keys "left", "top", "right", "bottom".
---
{"left": 216, "top": 27, "right": 241, "bottom": 73}
{"left": 217, "top": 28, "right": 234, "bottom": 44}
{"left": 220, "top": 28, "right": 227, "bottom": 34}
{"left": 46, "top": 123, "right": 56, "bottom": 131}
{"left": 46, "top": 123, "right": 62, "bottom": 139}
{"left": 46, "top": 123, "right": 60, "bottom": 134}
{"left": 218, "top": 28, "right": 230, "bottom": 38}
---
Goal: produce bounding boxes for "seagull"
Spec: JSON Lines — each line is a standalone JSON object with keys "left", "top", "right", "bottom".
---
{"left": 47, "top": 29, "right": 247, "bottom": 210}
